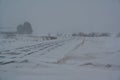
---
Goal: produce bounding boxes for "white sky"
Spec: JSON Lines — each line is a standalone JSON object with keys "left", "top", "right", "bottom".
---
{"left": 0, "top": 0, "right": 120, "bottom": 34}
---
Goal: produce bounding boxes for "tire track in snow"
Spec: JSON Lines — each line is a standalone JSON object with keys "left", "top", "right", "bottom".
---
{"left": 56, "top": 38, "right": 85, "bottom": 64}
{"left": 0, "top": 38, "right": 74, "bottom": 65}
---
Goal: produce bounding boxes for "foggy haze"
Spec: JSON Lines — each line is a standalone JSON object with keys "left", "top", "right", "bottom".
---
{"left": 0, "top": 0, "right": 120, "bottom": 34}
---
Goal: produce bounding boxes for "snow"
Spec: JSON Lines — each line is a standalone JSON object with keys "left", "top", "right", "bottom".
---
{"left": 0, "top": 35, "right": 120, "bottom": 80}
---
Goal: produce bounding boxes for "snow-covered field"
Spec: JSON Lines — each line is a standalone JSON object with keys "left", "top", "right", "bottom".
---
{"left": 0, "top": 35, "right": 120, "bottom": 80}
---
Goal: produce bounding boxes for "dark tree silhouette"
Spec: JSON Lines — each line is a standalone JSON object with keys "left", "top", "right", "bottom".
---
{"left": 17, "top": 24, "right": 23, "bottom": 34}
{"left": 17, "top": 21, "right": 33, "bottom": 34}
{"left": 23, "top": 22, "right": 33, "bottom": 34}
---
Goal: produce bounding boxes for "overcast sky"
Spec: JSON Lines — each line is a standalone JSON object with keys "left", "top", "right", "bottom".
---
{"left": 0, "top": 0, "right": 120, "bottom": 34}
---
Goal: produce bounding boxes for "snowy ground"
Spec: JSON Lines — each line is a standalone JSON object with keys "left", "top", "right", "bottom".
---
{"left": 0, "top": 35, "right": 120, "bottom": 80}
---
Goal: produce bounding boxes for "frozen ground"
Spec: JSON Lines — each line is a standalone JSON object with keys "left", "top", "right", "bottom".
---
{"left": 0, "top": 35, "right": 120, "bottom": 80}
